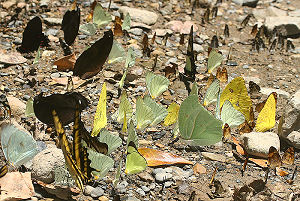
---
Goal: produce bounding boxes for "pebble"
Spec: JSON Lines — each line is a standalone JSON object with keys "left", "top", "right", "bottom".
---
{"left": 136, "top": 188, "right": 145, "bottom": 196}
{"left": 201, "top": 152, "right": 227, "bottom": 163}
{"left": 240, "top": 132, "right": 280, "bottom": 158}
{"left": 141, "top": 186, "right": 150, "bottom": 193}
{"left": 90, "top": 186, "right": 104, "bottom": 198}
{"left": 7, "top": 96, "right": 26, "bottom": 119}
{"left": 193, "top": 43, "right": 204, "bottom": 53}
{"left": 291, "top": 89, "right": 300, "bottom": 110}
{"left": 43, "top": 17, "right": 62, "bottom": 25}
{"left": 153, "top": 168, "right": 173, "bottom": 182}
{"left": 138, "top": 172, "right": 154, "bottom": 182}
{"left": 286, "top": 131, "right": 300, "bottom": 149}
{"left": 128, "top": 28, "right": 143, "bottom": 36}
{"left": 31, "top": 147, "right": 65, "bottom": 183}
{"left": 116, "top": 181, "right": 128, "bottom": 193}
{"left": 45, "top": 29, "right": 58, "bottom": 36}
{"left": 119, "top": 6, "right": 158, "bottom": 25}
{"left": 172, "top": 167, "right": 193, "bottom": 180}
{"left": 42, "top": 50, "right": 55, "bottom": 58}
{"left": 260, "top": 87, "right": 290, "bottom": 98}
{"left": 242, "top": 64, "right": 249, "bottom": 69}
{"left": 164, "top": 181, "right": 173, "bottom": 188}
{"left": 2, "top": 0, "right": 16, "bottom": 9}
{"left": 40, "top": 0, "right": 50, "bottom": 7}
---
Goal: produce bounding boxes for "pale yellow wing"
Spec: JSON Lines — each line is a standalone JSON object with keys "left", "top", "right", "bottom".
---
{"left": 255, "top": 93, "right": 276, "bottom": 132}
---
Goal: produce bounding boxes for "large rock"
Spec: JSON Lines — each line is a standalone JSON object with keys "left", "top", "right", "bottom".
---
{"left": 240, "top": 132, "right": 280, "bottom": 158}
{"left": 265, "top": 16, "right": 300, "bottom": 37}
{"left": 31, "top": 146, "right": 65, "bottom": 183}
{"left": 253, "top": 7, "right": 287, "bottom": 22}
{"left": 119, "top": 6, "right": 158, "bottom": 25}
{"left": 291, "top": 90, "right": 300, "bottom": 110}
{"left": 286, "top": 131, "right": 300, "bottom": 149}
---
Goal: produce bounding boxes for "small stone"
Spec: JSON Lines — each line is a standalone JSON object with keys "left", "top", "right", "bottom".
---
{"left": 128, "top": 28, "right": 143, "bottom": 36}
{"left": 242, "top": 64, "right": 249, "bottom": 69}
{"left": 42, "top": 50, "right": 55, "bottom": 59}
{"left": 2, "top": 0, "right": 16, "bottom": 9}
{"left": 286, "top": 131, "right": 300, "bottom": 149}
{"left": 155, "top": 172, "right": 172, "bottom": 182}
{"left": 31, "top": 147, "right": 65, "bottom": 183}
{"left": 265, "top": 16, "right": 300, "bottom": 37}
{"left": 193, "top": 43, "right": 204, "bottom": 53}
{"left": 45, "top": 29, "right": 58, "bottom": 36}
{"left": 44, "top": 17, "right": 62, "bottom": 25}
{"left": 40, "top": 0, "right": 50, "bottom": 7}
{"left": 136, "top": 188, "right": 145, "bottom": 196}
{"left": 125, "top": 196, "right": 141, "bottom": 201}
{"left": 177, "top": 183, "right": 190, "bottom": 194}
{"left": 164, "top": 181, "right": 172, "bottom": 188}
{"left": 154, "top": 29, "right": 172, "bottom": 37}
{"left": 138, "top": 172, "right": 154, "bottom": 182}
{"left": 149, "top": 183, "right": 155, "bottom": 190}
{"left": 91, "top": 187, "right": 104, "bottom": 198}
{"left": 193, "top": 163, "right": 206, "bottom": 175}
{"left": 119, "top": 6, "right": 158, "bottom": 25}
{"left": 7, "top": 96, "right": 26, "bottom": 119}
{"left": 291, "top": 90, "right": 300, "bottom": 110}
{"left": 99, "top": 196, "right": 109, "bottom": 201}
{"left": 240, "top": 132, "right": 280, "bottom": 158}
{"left": 141, "top": 186, "right": 150, "bottom": 193}
{"left": 260, "top": 87, "right": 290, "bottom": 98}
{"left": 116, "top": 181, "right": 128, "bottom": 193}
{"left": 84, "top": 185, "right": 95, "bottom": 196}
{"left": 201, "top": 152, "right": 227, "bottom": 163}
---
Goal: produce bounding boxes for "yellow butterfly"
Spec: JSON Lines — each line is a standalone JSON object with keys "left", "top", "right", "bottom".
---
{"left": 220, "top": 77, "right": 252, "bottom": 122}
{"left": 163, "top": 102, "right": 180, "bottom": 126}
{"left": 255, "top": 92, "right": 276, "bottom": 132}
{"left": 91, "top": 82, "right": 107, "bottom": 137}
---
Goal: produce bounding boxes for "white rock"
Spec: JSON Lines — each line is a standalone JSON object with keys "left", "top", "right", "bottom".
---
{"left": 240, "top": 132, "right": 280, "bottom": 158}
{"left": 291, "top": 90, "right": 300, "bottom": 110}
{"left": 42, "top": 50, "right": 55, "bottom": 59}
{"left": 154, "top": 29, "right": 172, "bottom": 37}
{"left": 253, "top": 7, "right": 287, "bottom": 21}
{"left": 119, "top": 6, "right": 158, "bottom": 25}
{"left": 282, "top": 107, "right": 300, "bottom": 136}
{"left": 289, "top": 9, "right": 300, "bottom": 17}
{"left": 31, "top": 147, "right": 65, "bottom": 183}
{"left": 286, "top": 131, "right": 300, "bottom": 149}
{"left": 260, "top": 87, "right": 290, "bottom": 98}
{"left": 7, "top": 96, "right": 26, "bottom": 119}
{"left": 43, "top": 17, "right": 62, "bottom": 25}
{"left": 265, "top": 16, "right": 300, "bottom": 37}
{"left": 232, "top": 0, "right": 258, "bottom": 7}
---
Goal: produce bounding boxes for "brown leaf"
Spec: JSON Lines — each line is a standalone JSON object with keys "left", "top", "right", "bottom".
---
{"left": 193, "top": 163, "right": 206, "bottom": 175}
{"left": 0, "top": 172, "right": 35, "bottom": 200}
{"left": 138, "top": 147, "right": 193, "bottom": 167}
{"left": 268, "top": 146, "right": 282, "bottom": 169}
{"left": 53, "top": 53, "right": 76, "bottom": 71}
{"left": 216, "top": 67, "right": 228, "bottom": 83}
{"left": 248, "top": 158, "right": 268, "bottom": 168}
{"left": 282, "top": 147, "right": 294, "bottom": 165}
{"left": 276, "top": 167, "right": 289, "bottom": 177}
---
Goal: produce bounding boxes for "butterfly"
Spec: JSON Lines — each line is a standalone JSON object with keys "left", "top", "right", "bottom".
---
{"left": 17, "top": 16, "right": 49, "bottom": 53}
{"left": 220, "top": 100, "right": 245, "bottom": 128}
{"left": 0, "top": 94, "right": 11, "bottom": 121}
{"left": 207, "top": 49, "right": 223, "bottom": 73}
{"left": 220, "top": 77, "right": 252, "bottom": 122}
{"left": 73, "top": 30, "right": 113, "bottom": 79}
{"left": 216, "top": 67, "right": 228, "bottom": 83}
{"left": 33, "top": 92, "right": 89, "bottom": 126}
{"left": 255, "top": 92, "right": 277, "bottom": 132}
{"left": 203, "top": 78, "right": 220, "bottom": 106}
{"left": 145, "top": 71, "right": 170, "bottom": 99}
{"left": 107, "top": 40, "right": 126, "bottom": 64}
{"left": 224, "top": 24, "right": 229, "bottom": 38}
{"left": 0, "top": 123, "right": 39, "bottom": 168}
{"left": 61, "top": 5, "right": 80, "bottom": 46}
{"left": 185, "top": 26, "right": 196, "bottom": 81}
{"left": 248, "top": 81, "right": 260, "bottom": 95}
{"left": 0, "top": 164, "right": 8, "bottom": 178}
{"left": 178, "top": 95, "right": 223, "bottom": 146}
{"left": 268, "top": 146, "right": 294, "bottom": 169}
{"left": 163, "top": 102, "right": 180, "bottom": 126}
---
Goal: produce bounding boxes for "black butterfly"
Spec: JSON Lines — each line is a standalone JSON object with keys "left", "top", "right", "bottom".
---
{"left": 33, "top": 92, "right": 89, "bottom": 126}
{"left": 0, "top": 94, "right": 11, "bottom": 121}
{"left": 73, "top": 30, "right": 113, "bottom": 79}
{"left": 61, "top": 6, "right": 80, "bottom": 46}
{"left": 17, "top": 16, "right": 49, "bottom": 53}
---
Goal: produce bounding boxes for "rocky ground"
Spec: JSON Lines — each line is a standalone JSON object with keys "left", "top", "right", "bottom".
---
{"left": 0, "top": 0, "right": 300, "bottom": 200}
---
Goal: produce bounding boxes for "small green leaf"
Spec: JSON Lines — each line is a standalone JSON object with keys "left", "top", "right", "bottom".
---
{"left": 33, "top": 48, "right": 40, "bottom": 64}
{"left": 125, "top": 144, "right": 147, "bottom": 175}
{"left": 127, "top": 121, "right": 138, "bottom": 148}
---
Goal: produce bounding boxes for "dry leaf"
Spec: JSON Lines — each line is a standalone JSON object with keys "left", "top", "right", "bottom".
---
{"left": 249, "top": 158, "right": 268, "bottom": 168}
{"left": 0, "top": 172, "right": 35, "bottom": 200}
{"left": 193, "top": 163, "right": 206, "bottom": 175}
{"left": 53, "top": 53, "right": 76, "bottom": 71}
{"left": 138, "top": 147, "right": 193, "bottom": 167}
{"left": 282, "top": 147, "right": 294, "bottom": 165}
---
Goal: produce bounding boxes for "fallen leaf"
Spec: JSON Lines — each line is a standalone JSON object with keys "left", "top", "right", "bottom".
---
{"left": 193, "top": 163, "right": 206, "bottom": 174}
{"left": 53, "top": 53, "right": 76, "bottom": 71}
{"left": 0, "top": 172, "right": 34, "bottom": 200}
{"left": 276, "top": 167, "right": 289, "bottom": 177}
{"left": 138, "top": 147, "right": 193, "bottom": 167}
{"left": 0, "top": 50, "right": 27, "bottom": 64}
{"left": 248, "top": 158, "right": 268, "bottom": 168}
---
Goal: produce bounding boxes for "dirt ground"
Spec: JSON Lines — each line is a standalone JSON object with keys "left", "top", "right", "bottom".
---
{"left": 0, "top": 0, "right": 299, "bottom": 200}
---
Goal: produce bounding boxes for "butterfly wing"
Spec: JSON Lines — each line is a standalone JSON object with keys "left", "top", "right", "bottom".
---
{"left": 61, "top": 7, "right": 80, "bottom": 46}
{"left": 255, "top": 93, "right": 276, "bottom": 132}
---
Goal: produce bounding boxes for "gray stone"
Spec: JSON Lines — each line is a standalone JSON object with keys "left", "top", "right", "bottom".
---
{"left": 282, "top": 107, "right": 300, "bottom": 136}
{"left": 91, "top": 187, "right": 104, "bottom": 198}
{"left": 31, "top": 147, "right": 65, "bottom": 183}
{"left": 136, "top": 188, "right": 145, "bottom": 196}
{"left": 7, "top": 96, "right": 26, "bottom": 119}
{"left": 265, "top": 16, "right": 300, "bottom": 37}
{"left": 44, "top": 17, "right": 62, "bottom": 25}
{"left": 119, "top": 6, "right": 158, "bottom": 25}
{"left": 232, "top": 0, "right": 259, "bottom": 7}
{"left": 45, "top": 29, "right": 58, "bottom": 36}
{"left": 117, "top": 181, "right": 128, "bottom": 193}
{"left": 289, "top": 9, "right": 300, "bottom": 17}
{"left": 253, "top": 7, "right": 287, "bottom": 21}
{"left": 141, "top": 186, "right": 150, "bottom": 192}
{"left": 240, "top": 132, "right": 280, "bottom": 158}
{"left": 128, "top": 28, "right": 143, "bottom": 36}
{"left": 155, "top": 172, "right": 172, "bottom": 182}
{"left": 291, "top": 90, "right": 300, "bottom": 110}
{"left": 286, "top": 131, "right": 300, "bottom": 149}
{"left": 193, "top": 43, "right": 204, "bottom": 53}
{"left": 260, "top": 87, "right": 290, "bottom": 98}
{"left": 84, "top": 185, "right": 95, "bottom": 196}
{"left": 164, "top": 181, "right": 172, "bottom": 188}
{"left": 123, "top": 196, "right": 141, "bottom": 201}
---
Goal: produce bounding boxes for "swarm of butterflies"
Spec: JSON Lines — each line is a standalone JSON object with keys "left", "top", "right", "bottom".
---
{"left": 0, "top": 0, "right": 296, "bottom": 193}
